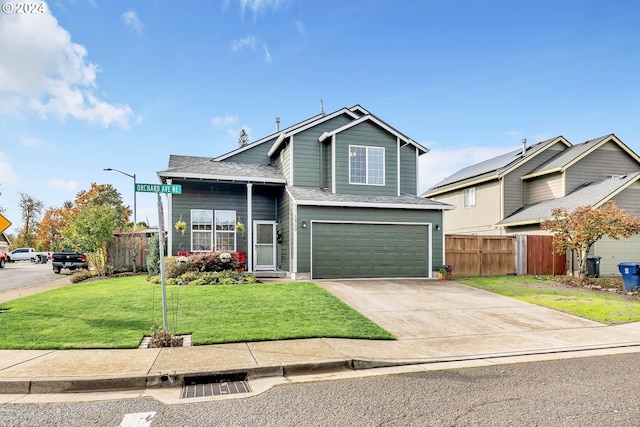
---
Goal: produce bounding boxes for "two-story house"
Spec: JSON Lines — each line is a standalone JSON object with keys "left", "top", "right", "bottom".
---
{"left": 422, "top": 134, "right": 640, "bottom": 275}
{"left": 157, "top": 105, "right": 453, "bottom": 279}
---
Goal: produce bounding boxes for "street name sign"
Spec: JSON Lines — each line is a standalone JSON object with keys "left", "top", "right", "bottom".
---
{"left": 135, "top": 183, "right": 182, "bottom": 194}
{"left": 0, "top": 213, "right": 11, "bottom": 234}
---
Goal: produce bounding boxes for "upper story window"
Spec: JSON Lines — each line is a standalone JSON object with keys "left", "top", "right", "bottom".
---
{"left": 349, "top": 145, "right": 385, "bottom": 185}
{"left": 464, "top": 187, "right": 476, "bottom": 208}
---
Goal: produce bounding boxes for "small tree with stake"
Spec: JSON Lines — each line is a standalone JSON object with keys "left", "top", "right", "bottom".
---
{"left": 541, "top": 201, "right": 640, "bottom": 279}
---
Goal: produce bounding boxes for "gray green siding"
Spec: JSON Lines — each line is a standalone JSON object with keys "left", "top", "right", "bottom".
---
{"left": 292, "top": 115, "right": 352, "bottom": 187}
{"left": 334, "top": 122, "right": 398, "bottom": 196}
{"left": 400, "top": 145, "right": 417, "bottom": 195}
{"left": 223, "top": 138, "right": 276, "bottom": 164}
{"left": 169, "top": 180, "right": 279, "bottom": 255}
{"left": 276, "top": 190, "right": 291, "bottom": 271}
{"left": 295, "top": 205, "right": 444, "bottom": 274}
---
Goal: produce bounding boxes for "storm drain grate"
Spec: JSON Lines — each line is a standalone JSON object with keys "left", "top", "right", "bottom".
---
{"left": 181, "top": 373, "right": 251, "bottom": 399}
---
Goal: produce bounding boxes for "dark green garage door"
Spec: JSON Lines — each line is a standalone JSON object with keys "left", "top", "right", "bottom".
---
{"left": 311, "top": 223, "right": 429, "bottom": 279}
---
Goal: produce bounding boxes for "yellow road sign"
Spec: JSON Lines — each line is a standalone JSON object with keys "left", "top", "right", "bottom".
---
{"left": 0, "top": 214, "right": 11, "bottom": 234}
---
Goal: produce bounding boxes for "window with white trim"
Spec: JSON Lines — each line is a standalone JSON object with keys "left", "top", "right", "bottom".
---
{"left": 215, "top": 210, "right": 236, "bottom": 251}
{"left": 464, "top": 187, "right": 476, "bottom": 208}
{"left": 349, "top": 145, "right": 385, "bottom": 185}
{"left": 191, "top": 209, "right": 213, "bottom": 251}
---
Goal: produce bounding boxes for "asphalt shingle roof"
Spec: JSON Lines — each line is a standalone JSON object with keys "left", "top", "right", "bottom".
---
{"left": 526, "top": 135, "right": 611, "bottom": 175}
{"left": 288, "top": 186, "right": 453, "bottom": 210}
{"left": 497, "top": 172, "right": 640, "bottom": 226}
{"left": 427, "top": 137, "right": 561, "bottom": 191}
{"left": 159, "top": 155, "right": 286, "bottom": 183}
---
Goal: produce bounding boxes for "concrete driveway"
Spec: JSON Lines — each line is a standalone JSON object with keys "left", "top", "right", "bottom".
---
{"left": 317, "top": 279, "right": 602, "bottom": 341}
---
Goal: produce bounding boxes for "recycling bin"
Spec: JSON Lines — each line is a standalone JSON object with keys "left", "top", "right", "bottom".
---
{"left": 617, "top": 262, "right": 640, "bottom": 291}
{"left": 586, "top": 255, "right": 601, "bottom": 278}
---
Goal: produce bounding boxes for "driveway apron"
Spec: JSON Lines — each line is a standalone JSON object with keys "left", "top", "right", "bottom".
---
{"left": 317, "top": 279, "right": 602, "bottom": 341}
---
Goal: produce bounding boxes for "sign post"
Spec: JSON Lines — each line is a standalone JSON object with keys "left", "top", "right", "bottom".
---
{"left": 135, "top": 183, "right": 182, "bottom": 330}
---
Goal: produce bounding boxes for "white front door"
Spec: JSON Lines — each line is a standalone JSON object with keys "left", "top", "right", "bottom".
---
{"left": 254, "top": 221, "right": 276, "bottom": 270}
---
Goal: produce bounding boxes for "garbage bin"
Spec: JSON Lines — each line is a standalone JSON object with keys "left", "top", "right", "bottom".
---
{"left": 617, "top": 262, "right": 640, "bottom": 291}
{"left": 587, "top": 255, "right": 601, "bottom": 278}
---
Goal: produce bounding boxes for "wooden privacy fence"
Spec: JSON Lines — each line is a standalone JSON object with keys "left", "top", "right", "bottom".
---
{"left": 445, "top": 235, "right": 516, "bottom": 276}
{"left": 524, "top": 235, "right": 566, "bottom": 276}
{"left": 445, "top": 234, "right": 566, "bottom": 276}
{"left": 107, "top": 232, "right": 151, "bottom": 272}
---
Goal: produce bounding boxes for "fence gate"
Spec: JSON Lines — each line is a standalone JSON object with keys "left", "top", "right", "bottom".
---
{"left": 526, "top": 235, "right": 566, "bottom": 276}
{"left": 445, "top": 234, "right": 516, "bottom": 276}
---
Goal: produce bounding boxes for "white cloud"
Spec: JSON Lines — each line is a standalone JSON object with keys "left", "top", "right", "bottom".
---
{"left": 20, "top": 136, "right": 45, "bottom": 147}
{"left": 211, "top": 115, "right": 239, "bottom": 127}
{"left": 0, "top": 152, "right": 17, "bottom": 186}
{"left": 231, "top": 35, "right": 257, "bottom": 52}
{"left": 239, "top": 0, "right": 287, "bottom": 18}
{"left": 47, "top": 178, "right": 78, "bottom": 193}
{"left": 295, "top": 20, "right": 306, "bottom": 35}
{"left": 418, "top": 143, "right": 517, "bottom": 194}
{"left": 0, "top": 5, "right": 136, "bottom": 127}
{"left": 263, "top": 44, "right": 272, "bottom": 63}
{"left": 121, "top": 10, "right": 144, "bottom": 33}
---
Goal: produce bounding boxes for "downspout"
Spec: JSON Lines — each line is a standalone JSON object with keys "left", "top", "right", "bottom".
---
{"left": 247, "top": 183, "right": 253, "bottom": 272}
{"left": 397, "top": 137, "right": 401, "bottom": 196}
{"left": 292, "top": 201, "right": 298, "bottom": 277}
{"left": 331, "top": 135, "right": 336, "bottom": 193}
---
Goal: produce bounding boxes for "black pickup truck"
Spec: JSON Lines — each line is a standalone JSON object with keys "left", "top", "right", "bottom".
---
{"left": 51, "top": 250, "right": 88, "bottom": 274}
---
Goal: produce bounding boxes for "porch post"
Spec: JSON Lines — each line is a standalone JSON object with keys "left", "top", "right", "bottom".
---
{"left": 246, "top": 183, "right": 253, "bottom": 272}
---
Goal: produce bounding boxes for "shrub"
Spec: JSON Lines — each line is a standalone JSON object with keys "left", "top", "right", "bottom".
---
{"left": 189, "top": 252, "right": 236, "bottom": 272}
{"left": 147, "top": 233, "right": 161, "bottom": 276}
{"left": 164, "top": 256, "right": 191, "bottom": 278}
{"left": 69, "top": 269, "right": 93, "bottom": 283}
{"left": 148, "top": 324, "right": 183, "bottom": 348}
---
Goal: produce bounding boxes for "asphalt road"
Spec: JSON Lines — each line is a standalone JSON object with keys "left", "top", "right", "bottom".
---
{"left": 2, "top": 353, "right": 640, "bottom": 426}
{"left": 0, "top": 260, "right": 65, "bottom": 293}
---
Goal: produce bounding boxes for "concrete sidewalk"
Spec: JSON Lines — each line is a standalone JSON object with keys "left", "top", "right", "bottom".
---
{"left": 1, "top": 279, "right": 640, "bottom": 397}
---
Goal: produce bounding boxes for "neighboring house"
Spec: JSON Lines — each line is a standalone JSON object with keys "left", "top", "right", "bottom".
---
{"left": 0, "top": 232, "right": 10, "bottom": 252}
{"left": 158, "top": 105, "right": 453, "bottom": 279}
{"left": 422, "top": 134, "right": 640, "bottom": 275}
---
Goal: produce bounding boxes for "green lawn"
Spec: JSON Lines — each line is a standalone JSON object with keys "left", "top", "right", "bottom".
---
{"left": 457, "top": 276, "right": 640, "bottom": 325}
{"left": 0, "top": 276, "right": 393, "bottom": 350}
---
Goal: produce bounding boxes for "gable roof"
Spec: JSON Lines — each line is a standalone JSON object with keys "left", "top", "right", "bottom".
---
{"left": 287, "top": 186, "right": 454, "bottom": 210}
{"left": 521, "top": 134, "right": 640, "bottom": 179}
{"left": 217, "top": 105, "right": 367, "bottom": 161}
{"left": 496, "top": 172, "right": 640, "bottom": 227}
{"left": 424, "top": 136, "right": 570, "bottom": 196}
{"left": 317, "top": 113, "right": 429, "bottom": 155}
{"left": 265, "top": 105, "right": 427, "bottom": 158}
{"left": 158, "top": 155, "right": 286, "bottom": 184}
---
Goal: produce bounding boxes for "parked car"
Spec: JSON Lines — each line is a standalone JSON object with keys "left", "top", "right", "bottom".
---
{"left": 8, "top": 248, "right": 51, "bottom": 263}
{"left": 51, "top": 250, "right": 88, "bottom": 274}
{"left": 0, "top": 251, "right": 8, "bottom": 268}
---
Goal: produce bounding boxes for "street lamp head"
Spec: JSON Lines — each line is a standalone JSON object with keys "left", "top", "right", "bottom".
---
{"left": 103, "top": 168, "right": 112, "bottom": 171}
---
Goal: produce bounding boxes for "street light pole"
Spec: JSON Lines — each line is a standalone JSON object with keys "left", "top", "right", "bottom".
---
{"left": 103, "top": 168, "right": 137, "bottom": 227}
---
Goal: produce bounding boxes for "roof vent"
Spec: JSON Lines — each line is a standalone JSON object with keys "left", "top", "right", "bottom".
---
{"left": 275, "top": 117, "right": 280, "bottom": 132}
{"left": 521, "top": 138, "right": 527, "bottom": 155}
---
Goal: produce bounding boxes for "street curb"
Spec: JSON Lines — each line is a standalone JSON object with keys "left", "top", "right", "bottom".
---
{"left": 2, "top": 343, "right": 640, "bottom": 394}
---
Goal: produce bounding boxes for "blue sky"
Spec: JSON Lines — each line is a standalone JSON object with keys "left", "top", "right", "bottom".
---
{"left": 1, "top": 0, "right": 639, "bottom": 234}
